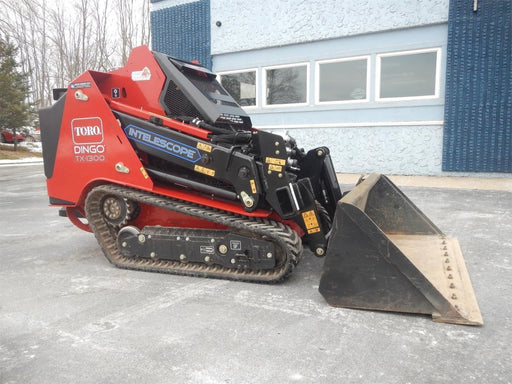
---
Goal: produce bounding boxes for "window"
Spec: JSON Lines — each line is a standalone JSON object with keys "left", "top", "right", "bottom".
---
{"left": 215, "top": 46, "right": 442, "bottom": 110}
{"left": 264, "top": 63, "right": 309, "bottom": 106}
{"left": 376, "top": 48, "right": 441, "bottom": 101}
{"left": 316, "top": 56, "right": 369, "bottom": 104}
{"left": 218, "top": 70, "right": 257, "bottom": 107}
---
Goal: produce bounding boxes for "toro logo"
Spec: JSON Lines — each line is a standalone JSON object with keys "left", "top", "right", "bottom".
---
{"left": 71, "top": 117, "right": 104, "bottom": 144}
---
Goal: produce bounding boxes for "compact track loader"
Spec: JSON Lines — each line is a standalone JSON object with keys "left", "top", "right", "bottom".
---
{"left": 39, "top": 46, "right": 482, "bottom": 325}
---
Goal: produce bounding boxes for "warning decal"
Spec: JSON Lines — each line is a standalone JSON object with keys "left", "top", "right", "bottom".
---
{"left": 268, "top": 164, "right": 282, "bottom": 172}
{"left": 250, "top": 179, "right": 257, "bottom": 194}
{"left": 194, "top": 165, "right": 215, "bottom": 177}
{"left": 197, "top": 142, "right": 212, "bottom": 152}
{"left": 265, "top": 157, "right": 286, "bottom": 166}
{"left": 302, "top": 210, "right": 321, "bottom": 234}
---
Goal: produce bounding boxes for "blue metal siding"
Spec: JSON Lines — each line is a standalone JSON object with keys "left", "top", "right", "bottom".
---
{"left": 151, "top": 0, "right": 212, "bottom": 69}
{"left": 443, "top": 0, "right": 512, "bottom": 172}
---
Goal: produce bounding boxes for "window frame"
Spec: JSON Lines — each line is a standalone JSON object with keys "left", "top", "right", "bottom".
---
{"left": 262, "top": 62, "right": 310, "bottom": 108}
{"left": 375, "top": 47, "right": 442, "bottom": 102}
{"left": 217, "top": 68, "right": 259, "bottom": 109}
{"left": 315, "top": 55, "right": 370, "bottom": 105}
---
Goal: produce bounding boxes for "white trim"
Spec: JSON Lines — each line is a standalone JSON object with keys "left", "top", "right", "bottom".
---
{"left": 254, "top": 120, "right": 444, "bottom": 130}
{"left": 217, "top": 68, "right": 258, "bottom": 75}
{"left": 315, "top": 55, "right": 371, "bottom": 105}
{"left": 217, "top": 68, "right": 258, "bottom": 109}
{"left": 376, "top": 47, "right": 442, "bottom": 102}
{"left": 262, "top": 62, "right": 310, "bottom": 108}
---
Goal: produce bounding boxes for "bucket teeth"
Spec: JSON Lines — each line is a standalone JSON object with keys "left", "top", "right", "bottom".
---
{"left": 319, "top": 173, "right": 483, "bottom": 326}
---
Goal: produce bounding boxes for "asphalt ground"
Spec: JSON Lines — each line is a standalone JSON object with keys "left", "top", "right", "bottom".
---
{"left": 1, "top": 164, "right": 511, "bottom": 383}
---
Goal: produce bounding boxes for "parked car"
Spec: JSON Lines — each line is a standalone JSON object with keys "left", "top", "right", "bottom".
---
{"left": 0, "top": 129, "right": 26, "bottom": 143}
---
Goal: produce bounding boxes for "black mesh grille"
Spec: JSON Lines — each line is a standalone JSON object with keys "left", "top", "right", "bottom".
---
{"left": 163, "top": 79, "right": 203, "bottom": 118}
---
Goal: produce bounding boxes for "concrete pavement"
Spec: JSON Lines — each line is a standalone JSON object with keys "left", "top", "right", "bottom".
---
{"left": 1, "top": 164, "right": 511, "bottom": 383}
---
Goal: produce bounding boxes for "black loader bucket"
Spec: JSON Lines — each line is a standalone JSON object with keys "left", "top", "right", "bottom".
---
{"left": 319, "top": 174, "right": 483, "bottom": 325}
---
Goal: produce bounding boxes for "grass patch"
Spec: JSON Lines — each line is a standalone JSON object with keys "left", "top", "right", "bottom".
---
{"left": 0, "top": 144, "right": 43, "bottom": 160}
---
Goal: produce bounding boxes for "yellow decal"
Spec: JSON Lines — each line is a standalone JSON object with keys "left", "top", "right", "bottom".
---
{"left": 302, "top": 210, "right": 321, "bottom": 234}
{"left": 250, "top": 179, "right": 257, "bottom": 194}
{"left": 268, "top": 164, "right": 282, "bottom": 173}
{"left": 197, "top": 142, "right": 212, "bottom": 153}
{"left": 265, "top": 157, "right": 286, "bottom": 166}
{"left": 140, "top": 167, "right": 149, "bottom": 179}
{"left": 194, "top": 165, "right": 215, "bottom": 177}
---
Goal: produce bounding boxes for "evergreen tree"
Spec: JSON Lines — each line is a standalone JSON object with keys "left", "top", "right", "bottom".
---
{"left": 0, "top": 38, "right": 32, "bottom": 150}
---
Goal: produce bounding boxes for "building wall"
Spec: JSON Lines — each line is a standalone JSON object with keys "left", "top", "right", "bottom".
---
{"left": 210, "top": 0, "right": 449, "bottom": 54}
{"left": 443, "top": 0, "right": 512, "bottom": 173}
{"left": 213, "top": 23, "right": 448, "bottom": 175}
{"left": 151, "top": 0, "right": 212, "bottom": 68}
{"left": 150, "top": 0, "right": 511, "bottom": 176}
{"left": 209, "top": 0, "right": 450, "bottom": 175}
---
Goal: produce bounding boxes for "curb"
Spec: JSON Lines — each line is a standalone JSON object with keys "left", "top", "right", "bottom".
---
{"left": 0, "top": 158, "right": 44, "bottom": 166}
{"left": 338, "top": 173, "right": 512, "bottom": 192}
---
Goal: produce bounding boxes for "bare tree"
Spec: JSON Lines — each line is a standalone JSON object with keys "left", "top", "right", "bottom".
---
{"left": 0, "top": 0, "right": 150, "bottom": 109}
{"left": 116, "top": 0, "right": 151, "bottom": 65}
{"left": 0, "top": 0, "right": 50, "bottom": 106}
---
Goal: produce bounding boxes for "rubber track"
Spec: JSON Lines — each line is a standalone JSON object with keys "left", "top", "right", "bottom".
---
{"left": 85, "top": 184, "right": 303, "bottom": 283}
